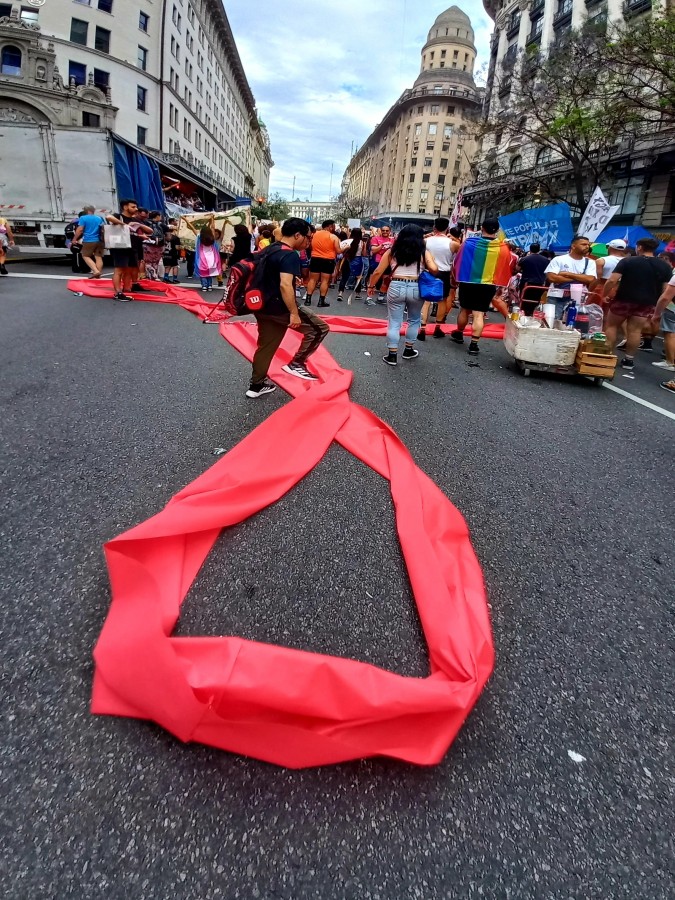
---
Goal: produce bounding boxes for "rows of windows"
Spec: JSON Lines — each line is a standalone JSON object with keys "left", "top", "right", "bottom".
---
{"left": 74, "top": 0, "right": 113, "bottom": 11}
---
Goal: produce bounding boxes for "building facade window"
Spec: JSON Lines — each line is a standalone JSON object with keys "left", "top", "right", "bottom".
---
{"left": 137, "top": 125, "right": 147, "bottom": 145}
{"left": 68, "top": 61, "right": 86, "bottom": 85}
{"left": 70, "top": 19, "right": 88, "bottom": 46}
{"left": 137, "top": 46, "right": 148, "bottom": 70}
{"left": 137, "top": 85, "right": 147, "bottom": 111}
{"left": 139, "top": 11, "right": 149, "bottom": 32}
{"left": 98, "top": 0, "right": 113, "bottom": 12}
{"left": 428, "top": 123, "right": 437, "bottom": 136}
{"left": 94, "top": 26, "right": 110, "bottom": 54}
{"left": 82, "top": 111, "right": 101, "bottom": 127}
{"left": 93, "top": 68, "right": 109, "bottom": 90}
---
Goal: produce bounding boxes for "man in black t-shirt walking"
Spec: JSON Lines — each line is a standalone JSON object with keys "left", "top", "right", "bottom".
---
{"left": 247, "top": 218, "right": 330, "bottom": 399}
{"left": 603, "top": 238, "right": 672, "bottom": 371}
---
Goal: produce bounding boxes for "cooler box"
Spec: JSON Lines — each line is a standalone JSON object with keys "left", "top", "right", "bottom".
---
{"left": 503, "top": 319, "right": 581, "bottom": 367}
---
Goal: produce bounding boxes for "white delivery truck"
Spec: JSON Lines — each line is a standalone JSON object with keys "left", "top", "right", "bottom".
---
{"left": 0, "top": 123, "right": 162, "bottom": 255}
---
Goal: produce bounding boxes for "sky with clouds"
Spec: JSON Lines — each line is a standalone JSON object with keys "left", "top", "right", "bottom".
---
{"left": 224, "top": 1, "right": 493, "bottom": 202}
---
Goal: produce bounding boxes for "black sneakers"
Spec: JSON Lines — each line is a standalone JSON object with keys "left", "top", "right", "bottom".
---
{"left": 336, "top": 295, "right": 343, "bottom": 302}
{"left": 620, "top": 357, "right": 634, "bottom": 370}
{"left": 0, "top": 264, "right": 8, "bottom": 275}
{"left": 433, "top": 326, "right": 445, "bottom": 339}
{"left": 281, "top": 362, "right": 318, "bottom": 381}
{"left": 317, "top": 300, "right": 330, "bottom": 308}
{"left": 450, "top": 331, "right": 464, "bottom": 344}
{"left": 382, "top": 351, "right": 398, "bottom": 367}
{"left": 402, "top": 346, "right": 419, "bottom": 360}
{"left": 246, "top": 380, "right": 277, "bottom": 399}
{"left": 468, "top": 341, "right": 480, "bottom": 355}
{"left": 304, "top": 297, "right": 312, "bottom": 306}
{"left": 114, "top": 292, "right": 133, "bottom": 302}
{"left": 418, "top": 329, "right": 426, "bottom": 342}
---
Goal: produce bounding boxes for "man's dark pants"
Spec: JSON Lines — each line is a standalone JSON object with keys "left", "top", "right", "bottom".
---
{"left": 251, "top": 306, "right": 329, "bottom": 386}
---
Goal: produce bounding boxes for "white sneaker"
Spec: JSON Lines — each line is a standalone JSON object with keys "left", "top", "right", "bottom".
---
{"left": 245, "top": 380, "right": 277, "bottom": 399}
{"left": 282, "top": 362, "right": 319, "bottom": 381}
{"left": 652, "top": 360, "right": 675, "bottom": 370}
{"left": 616, "top": 338, "right": 627, "bottom": 349}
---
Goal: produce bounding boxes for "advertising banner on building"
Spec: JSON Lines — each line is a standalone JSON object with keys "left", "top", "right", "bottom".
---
{"left": 499, "top": 202, "right": 574, "bottom": 253}
{"left": 578, "top": 186, "right": 620, "bottom": 242}
{"left": 176, "top": 206, "right": 252, "bottom": 250}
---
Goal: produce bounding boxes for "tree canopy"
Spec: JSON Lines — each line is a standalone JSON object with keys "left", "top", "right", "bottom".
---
{"left": 250, "top": 192, "right": 290, "bottom": 222}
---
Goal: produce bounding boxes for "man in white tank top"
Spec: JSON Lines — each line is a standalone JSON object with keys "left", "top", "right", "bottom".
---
{"left": 595, "top": 238, "right": 627, "bottom": 284}
{"left": 422, "top": 217, "right": 461, "bottom": 339}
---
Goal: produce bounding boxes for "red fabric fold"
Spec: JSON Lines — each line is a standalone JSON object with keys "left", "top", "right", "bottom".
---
{"left": 91, "top": 312, "right": 494, "bottom": 768}
{"left": 68, "top": 279, "right": 505, "bottom": 338}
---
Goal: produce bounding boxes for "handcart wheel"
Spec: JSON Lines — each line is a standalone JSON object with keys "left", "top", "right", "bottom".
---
{"left": 593, "top": 377, "right": 603, "bottom": 386}
{"left": 522, "top": 367, "right": 531, "bottom": 377}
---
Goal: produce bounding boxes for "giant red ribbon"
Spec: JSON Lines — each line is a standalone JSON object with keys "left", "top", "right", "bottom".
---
{"left": 68, "top": 279, "right": 506, "bottom": 339}
{"left": 91, "top": 306, "right": 494, "bottom": 767}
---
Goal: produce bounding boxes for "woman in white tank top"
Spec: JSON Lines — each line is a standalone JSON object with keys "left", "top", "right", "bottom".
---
{"left": 421, "top": 220, "right": 461, "bottom": 338}
{"left": 368, "top": 224, "right": 439, "bottom": 366}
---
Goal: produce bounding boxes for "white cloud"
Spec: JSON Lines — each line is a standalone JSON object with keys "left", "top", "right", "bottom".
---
{"left": 225, "top": 0, "right": 493, "bottom": 201}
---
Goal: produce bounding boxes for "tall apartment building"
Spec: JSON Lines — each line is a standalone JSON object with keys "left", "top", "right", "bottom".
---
{"left": 464, "top": 0, "right": 674, "bottom": 243}
{"left": 0, "top": 0, "right": 272, "bottom": 206}
{"left": 342, "top": 6, "right": 482, "bottom": 223}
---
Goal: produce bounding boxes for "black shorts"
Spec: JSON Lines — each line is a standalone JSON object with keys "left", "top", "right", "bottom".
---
{"left": 309, "top": 257, "right": 336, "bottom": 275}
{"left": 110, "top": 248, "right": 139, "bottom": 269}
{"left": 438, "top": 270, "right": 452, "bottom": 298}
{"left": 458, "top": 282, "right": 496, "bottom": 313}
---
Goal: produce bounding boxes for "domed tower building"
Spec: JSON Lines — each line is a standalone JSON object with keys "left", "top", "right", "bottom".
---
{"left": 342, "top": 6, "right": 482, "bottom": 227}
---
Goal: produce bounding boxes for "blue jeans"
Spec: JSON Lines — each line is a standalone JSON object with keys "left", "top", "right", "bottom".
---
{"left": 387, "top": 280, "right": 423, "bottom": 349}
{"left": 200, "top": 276, "right": 212, "bottom": 289}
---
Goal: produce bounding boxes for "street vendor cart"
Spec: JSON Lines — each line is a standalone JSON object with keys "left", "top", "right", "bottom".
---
{"left": 503, "top": 318, "right": 618, "bottom": 385}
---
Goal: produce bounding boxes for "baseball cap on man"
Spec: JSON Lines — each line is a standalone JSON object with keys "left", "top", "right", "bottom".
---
{"left": 608, "top": 239, "right": 627, "bottom": 249}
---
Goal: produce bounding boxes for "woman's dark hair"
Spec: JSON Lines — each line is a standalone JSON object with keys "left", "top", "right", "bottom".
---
{"left": 346, "top": 228, "right": 363, "bottom": 261}
{"left": 337, "top": 230, "right": 348, "bottom": 241}
{"left": 233, "top": 223, "right": 250, "bottom": 237}
{"left": 200, "top": 226, "right": 215, "bottom": 246}
{"left": 149, "top": 210, "right": 163, "bottom": 220}
{"left": 390, "top": 224, "right": 425, "bottom": 267}
{"left": 449, "top": 226, "right": 463, "bottom": 239}
{"left": 259, "top": 227, "right": 273, "bottom": 239}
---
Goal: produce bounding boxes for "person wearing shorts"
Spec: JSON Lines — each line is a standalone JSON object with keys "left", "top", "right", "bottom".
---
{"left": 106, "top": 200, "right": 153, "bottom": 301}
{"left": 73, "top": 205, "right": 106, "bottom": 278}
{"left": 603, "top": 238, "right": 672, "bottom": 372}
{"left": 304, "top": 220, "right": 341, "bottom": 308}
{"left": 451, "top": 218, "right": 515, "bottom": 355}
{"left": 423, "top": 218, "right": 460, "bottom": 340}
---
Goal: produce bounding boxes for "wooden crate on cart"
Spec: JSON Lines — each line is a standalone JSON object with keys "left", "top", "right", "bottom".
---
{"left": 575, "top": 349, "right": 617, "bottom": 379}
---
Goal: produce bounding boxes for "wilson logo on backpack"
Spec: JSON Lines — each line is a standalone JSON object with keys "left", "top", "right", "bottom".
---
{"left": 223, "top": 243, "right": 293, "bottom": 317}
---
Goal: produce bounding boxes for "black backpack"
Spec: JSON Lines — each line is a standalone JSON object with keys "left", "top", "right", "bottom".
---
{"left": 224, "top": 242, "right": 293, "bottom": 316}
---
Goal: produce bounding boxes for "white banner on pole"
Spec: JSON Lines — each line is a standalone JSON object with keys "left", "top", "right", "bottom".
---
{"left": 347, "top": 218, "right": 361, "bottom": 230}
{"left": 578, "top": 186, "right": 620, "bottom": 242}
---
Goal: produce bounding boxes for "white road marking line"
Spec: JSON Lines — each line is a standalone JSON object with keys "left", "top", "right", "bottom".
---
{"left": 603, "top": 382, "right": 675, "bottom": 421}
{"left": 6, "top": 272, "right": 79, "bottom": 280}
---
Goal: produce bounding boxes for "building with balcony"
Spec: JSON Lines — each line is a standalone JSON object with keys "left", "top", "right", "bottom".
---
{"left": 288, "top": 200, "right": 338, "bottom": 223}
{"left": 464, "top": 0, "right": 675, "bottom": 245}
{"left": 0, "top": 0, "right": 272, "bottom": 207}
{"left": 341, "top": 6, "right": 482, "bottom": 221}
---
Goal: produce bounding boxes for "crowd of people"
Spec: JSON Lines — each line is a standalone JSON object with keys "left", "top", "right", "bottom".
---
{"left": 240, "top": 216, "right": 675, "bottom": 398}
{"left": 6, "top": 200, "right": 671, "bottom": 397}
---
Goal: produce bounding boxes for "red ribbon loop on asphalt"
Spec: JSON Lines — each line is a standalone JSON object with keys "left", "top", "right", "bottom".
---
{"left": 87, "top": 284, "right": 495, "bottom": 767}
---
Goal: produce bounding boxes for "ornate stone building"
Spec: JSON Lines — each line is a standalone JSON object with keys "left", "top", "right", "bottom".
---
{"left": 0, "top": 9, "right": 115, "bottom": 128}
{"left": 0, "top": 0, "right": 272, "bottom": 204}
{"left": 342, "top": 6, "right": 482, "bottom": 221}
{"left": 463, "top": 0, "right": 675, "bottom": 244}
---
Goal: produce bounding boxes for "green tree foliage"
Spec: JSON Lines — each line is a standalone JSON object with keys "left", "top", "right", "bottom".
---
{"left": 603, "top": 10, "right": 675, "bottom": 122}
{"left": 482, "top": 24, "right": 642, "bottom": 212}
{"left": 250, "top": 192, "right": 290, "bottom": 222}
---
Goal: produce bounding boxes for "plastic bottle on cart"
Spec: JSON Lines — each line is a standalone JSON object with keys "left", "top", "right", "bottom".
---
{"left": 564, "top": 301, "right": 577, "bottom": 329}
{"left": 576, "top": 301, "right": 590, "bottom": 335}
{"left": 587, "top": 303, "right": 604, "bottom": 335}
{"left": 533, "top": 302, "right": 546, "bottom": 324}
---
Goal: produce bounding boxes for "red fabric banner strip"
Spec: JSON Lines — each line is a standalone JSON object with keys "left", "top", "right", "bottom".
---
{"left": 68, "top": 279, "right": 505, "bottom": 339}
{"left": 91, "top": 313, "right": 494, "bottom": 768}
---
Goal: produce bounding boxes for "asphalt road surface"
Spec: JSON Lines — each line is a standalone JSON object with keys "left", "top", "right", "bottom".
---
{"left": 1, "top": 262, "right": 673, "bottom": 899}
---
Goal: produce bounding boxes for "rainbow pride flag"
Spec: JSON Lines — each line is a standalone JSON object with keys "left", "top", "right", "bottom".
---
{"left": 453, "top": 236, "right": 513, "bottom": 286}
